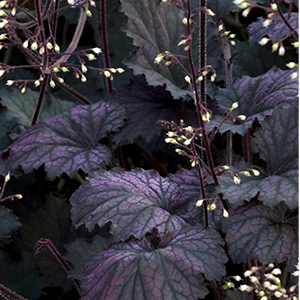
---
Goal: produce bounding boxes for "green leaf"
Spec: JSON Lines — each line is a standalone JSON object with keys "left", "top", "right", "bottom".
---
{"left": 0, "top": 206, "right": 22, "bottom": 240}
{"left": 211, "top": 67, "right": 298, "bottom": 135}
{"left": 80, "top": 225, "right": 227, "bottom": 300}
{"left": 222, "top": 202, "right": 298, "bottom": 271}
{"left": 217, "top": 106, "right": 298, "bottom": 209}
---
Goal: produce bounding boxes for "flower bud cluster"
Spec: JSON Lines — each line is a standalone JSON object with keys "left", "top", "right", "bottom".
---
{"left": 157, "top": 119, "right": 204, "bottom": 168}
{"left": 227, "top": 263, "right": 299, "bottom": 300}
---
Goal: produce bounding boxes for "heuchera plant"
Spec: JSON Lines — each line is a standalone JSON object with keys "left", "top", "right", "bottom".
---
{"left": 0, "top": 0, "right": 298, "bottom": 299}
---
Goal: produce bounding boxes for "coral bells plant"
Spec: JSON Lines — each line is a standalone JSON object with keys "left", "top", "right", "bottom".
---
{"left": 0, "top": 0, "right": 298, "bottom": 299}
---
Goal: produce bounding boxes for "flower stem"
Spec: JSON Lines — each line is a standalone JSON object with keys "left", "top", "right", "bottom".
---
{"left": 31, "top": 74, "right": 49, "bottom": 125}
{"left": 101, "top": 0, "right": 113, "bottom": 94}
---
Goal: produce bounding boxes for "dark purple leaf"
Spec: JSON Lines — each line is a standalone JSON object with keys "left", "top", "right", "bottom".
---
{"left": 64, "top": 236, "right": 110, "bottom": 280}
{"left": 207, "top": 0, "right": 268, "bottom": 21}
{"left": 217, "top": 106, "right": 298, "bottom": 209}
{"left": 70, "top": 168, "right": 188, "bottom": 242}
{"left": 120, "top": 0, "right": 222, "bottom": 99}
{"left": 168, "top": 168, "right": 222, "bottom": 228}
{"left": 120, "top": 0, "right": 190, "bottom": 99}
{"left": 213, "top": 67, "right": 298, "bottom": 135}
{"left": 249, "top": 13, "right": 298, "bottom": 45}
{"left": 222, "top": 202, "right": 298, "bottom": 271}
{"left": 0, "top": 206, "right": 22, "bottom": 239}
{"left": 254, "top": 105, "right": 298, "bottom": 175}
{"left": 110, "top": 75, "right": 198, "bottom": 144}
{"left": 80, "top": 225, "right": 227, "bottom": 300}
{"left": 3, "top": 101, "right": 126, "bottom": 180}
{"left": 15, "top": 194, "right": 87, "bottom": 292}
{"left": 0, "top": 250, "right": 44, "bottom": 300}
{"left": 217, "top": 168, "right": 298, "bottom": 209}
{"left": 229, "top": 41, "right": 298, "bottom": 79}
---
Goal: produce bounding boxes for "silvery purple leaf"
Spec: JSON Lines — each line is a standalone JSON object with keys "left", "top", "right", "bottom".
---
{"left": 222, "top": 201, "right": 298, "bottom": 271}
{"left": 3, "top": 101, "right": 126, "bottom": 180}
{"left": 70, "top": 168, "right": 189, "bottom": 242}
{"left": 249, "top": 13, "right": 298, "bottom": 45}
{"left": 80, "top": 225, "right": 227, "bottom": 300}
{"left": 212, "top": 67, "right": 298, "bottom": 135}
{"left": 217, "top": 106, "right": 298, "bottom": 209}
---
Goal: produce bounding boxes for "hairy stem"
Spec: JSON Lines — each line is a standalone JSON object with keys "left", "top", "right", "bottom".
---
{"left": 35, "top": 239, "right": 81, "bottom": 295}
{"left": 186, "top": 0, "right": 228, "bottom": 212}
{"left": 31, "top": 74, "right": 49, "bottom": 125}
{"left": 101, "top": 0, "right": 113, "bottom": 94}
{"left": 53, "top": 5, "right": 87, "bottom": 68}
{"left": 275, "top": 0, "right": 298, "bottom": 39}
{"left": 191, "top": 142, "right": 208, "bottom": 227}
{"left": 0, "top": 284, "right": 27, "bottom": 300}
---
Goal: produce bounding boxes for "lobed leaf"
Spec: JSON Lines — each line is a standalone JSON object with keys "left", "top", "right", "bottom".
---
{"left": 120, "top": 0, "right": 222, "bottom": 99}
{"left": 254, "top": 105, "right": 298, "bottom": 175}
{"left": 80, "top": 225, "right": 227, "bottom": 300}
{"left": 70, "top": 168, "right": 188, "bottom": 242}
{"left": 249, "top": 13, "right": 298, "bottom": 45}
{"left": 222, "top": 202, "right": 298, "bottom": 271}
{"left": 109, "top": 75, "right": 199, "bottom": 144}
{"left": 3, "top": 101, "right": 126, "bottom": 180}
{"left": 213, "top": 67, "right": 298, "bottom": 135}
{"left": 64, "top": 236, "right": 110, "bottom": 280}
{"left": 217, "top": 106, "right": 298, "bottom": 209}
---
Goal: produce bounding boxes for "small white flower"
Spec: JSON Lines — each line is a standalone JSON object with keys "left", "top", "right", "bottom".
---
{"left": 242, "top": 7, "right": 251, "bottom": 17}
{"left": 0, "top": 69, "right": 5, "bottom": 77}
{"left": 81, "top": 64, "right": 88, "bottom": 73}
{"left": 86, "top": 53, "right": 96, "bottom": 61}
{"left": 231, "top": 102, "right": 239, "bottom": 110}
{"left": 259, "top": 37, "right": 269, "bottom": 45}
{"left": 92, "top": 47, "right": 101, "bottom": 54}
{"left": 104, "top": 70, "right": 111, "bottom": 78}
{"left": 31, "top": 41, "right": 38, "bottom": 50}
{"left": 263, "top": 19, "right": 272, "bottom": 27}
{"left": 0, "top": 33, "right": 7, "bottom": 40}
{"left": 46, "top": 42, "right": 53, "bottom": 50}
{"left": 81, "top": 74, "right": 87, "bottom": 82}
{"left": 34, "top": 79, "right": 40, "bottom": 87}
{"left": 21, "top": 86, "right": 26, "bottom": 93}
{"left": 278, "top": 45, "right": 285, "bottom": 56}
{"left": 184, "top": 75, "right": 191, "bottom": 84}
{"left": 50, "top": 80, "right": 55, "bottom": 88}
{"left": 6, "top": 80, "right": 14, "bottom": 86}
{"left": 39, "top": 46, "right": 45, "bottom": 55}
{"left": 223, "top": 209, "right": 229, "bottom": 218}
{"left": 116, "top": 68, "right": 125, "bottom": 73}
{"left": 252, "top": 169, "right": 260, "bottom": 176}
{"left": 270, "top": 3, "right": 278, "bottom": 10}
{"left": 54, "top": 43, "right": 60, "bottom": 53}
{"left": 85, "top": 9, "right": 92, "bottom": 17}
{"left": 206, "top": 9, "right": 215, "bottom": 16}
{"left": 23, "top": 40, "right": 29, "bottom": 48}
